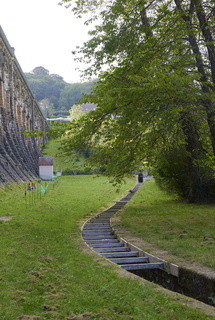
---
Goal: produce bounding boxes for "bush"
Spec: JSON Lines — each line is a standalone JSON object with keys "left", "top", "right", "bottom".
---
{"left": 152, "top": 146, "right": 215, "bottom": 203}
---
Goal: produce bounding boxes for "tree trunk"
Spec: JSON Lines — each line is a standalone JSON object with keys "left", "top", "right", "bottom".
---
{"left": 193, "top": 0, "right": 215, "bottom": 83}
{"left": 174, "top": 0, "right": 215, "bottom": 156}
{"left": 180, "top": 112, "right": 203, "bottom": 203}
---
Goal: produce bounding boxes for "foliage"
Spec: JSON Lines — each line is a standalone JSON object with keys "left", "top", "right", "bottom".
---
{"left": 25, "top": 67, "right": 95, "bottom": 117}
{"left": 32, "top": 66, "right": 49, "bottom": 76}
{"left": 42, "top": 138, "right": 99, "bottom": 175}
{"left": 23, "top": 129, "right": 45, "bottom": 138}
{"left": 58, "top": 81, "right": 95, "bottom": 110}
{"left": 57, "top": 0, "right": 215, "bottom": 203}
{"left": 0, "top": 176, "right": 214, "bottom": 319}
{"left": 68, "top": 104, "right": 85, "bottom": 120}
{"left": 25, "top": 71, "right": 66, "bottom": 108}
{"left": 153, "top": 144, "right": 215, "bottom": 202}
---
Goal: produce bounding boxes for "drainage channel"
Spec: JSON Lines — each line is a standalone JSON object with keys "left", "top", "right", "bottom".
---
{"left": 82, "top": 183, "right": 215, "bottom": 307}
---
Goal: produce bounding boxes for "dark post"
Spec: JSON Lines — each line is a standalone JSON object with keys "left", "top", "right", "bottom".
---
{"left": 138, "top": 173, "right": 143, "bottom": 183}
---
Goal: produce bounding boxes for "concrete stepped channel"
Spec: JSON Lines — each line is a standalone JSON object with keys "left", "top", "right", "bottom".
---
{"left": 82, "top": 183, "right": 215, "bottom": 308}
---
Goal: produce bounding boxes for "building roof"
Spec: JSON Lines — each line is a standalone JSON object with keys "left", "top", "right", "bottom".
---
{"left": 39, "top": 157, "right": 53, "bottom": 166}
{"left": 81, "top": 103, "right": 97, "bottom": 111}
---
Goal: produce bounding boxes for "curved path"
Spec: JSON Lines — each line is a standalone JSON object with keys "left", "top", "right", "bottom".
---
{"left": 82, "top": 184, "right": 215, "bottom": 311}
{"left": 82, "top": 183, "right": 175, "bottom": 273}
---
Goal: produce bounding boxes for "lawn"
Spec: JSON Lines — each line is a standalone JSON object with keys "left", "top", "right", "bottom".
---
{"left": 121, "top": 179, "right": 215, "bottom": 268}
{"left": 0, "top": 175, "right": 214, "bottom": 319}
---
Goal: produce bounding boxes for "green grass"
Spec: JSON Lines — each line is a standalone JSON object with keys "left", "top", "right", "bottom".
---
{"left": 0, "top": 176, "right": 214, "bottom": 319}
{"left": 42, "top": 139, "right": 74, "bottom": 173}
{"left": 122, "top": 179, "right": 215, "bottom": 268}
{"left": 42, "top": 139, "right": 95, "bottom": 174}
{"left": 0, "top": 176, "right": 212, "bottom": 320}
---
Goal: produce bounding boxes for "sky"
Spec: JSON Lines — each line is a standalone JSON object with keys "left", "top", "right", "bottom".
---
{"left": 0, "top": 0, "right": 92, "bottom": 83}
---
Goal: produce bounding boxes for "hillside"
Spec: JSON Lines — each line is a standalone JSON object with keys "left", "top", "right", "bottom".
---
{"left": 25, "top": 66, "right": 95, "bottom": 118}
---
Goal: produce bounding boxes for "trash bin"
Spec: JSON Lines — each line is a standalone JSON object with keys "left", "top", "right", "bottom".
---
{"left": 138, "top": 173, "right": 143, "bottom": 183}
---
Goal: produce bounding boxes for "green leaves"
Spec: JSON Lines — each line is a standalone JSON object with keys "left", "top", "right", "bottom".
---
{"left": 23, "top": 130, "right": 46, "bottom": 138}
{"left": 57, "top": 0, "right": 215, "bottom": 201}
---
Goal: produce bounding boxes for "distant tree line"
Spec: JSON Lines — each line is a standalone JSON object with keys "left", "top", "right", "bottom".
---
{"left": 25, "top": 66, "right": 95, "bottom": 117}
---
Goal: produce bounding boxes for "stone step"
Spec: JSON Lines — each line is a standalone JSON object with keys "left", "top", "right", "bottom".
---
{"left": 86, "top": 239, "right": 119, "bottom": 244}
{"left": 83, "top": 225, "right": 110, "bottom": 229}
{"left": 120, "top": 262, "right": 164, "bottom": 271}
{"left": 83, "top": 229, "right": 112, "bottom": 233}
{"left": 83, "top": 232, "right": 113, "bottom": 237}
{"left": 90, "top": 243, "right": 124, "bottom": 248}
{"left": 83, "top": 226, "right": 111, "bottom": 230}
{"left": 94, "top": 247, "right": 130, "bottom": 253}
{"left": 87, "top": 222, "right": 110, "bottom": 226}
{"left": 83, "top": 235, "right": 116, "bottom": 240}
{"left": 110, "top": 257, "right": 149, "bottom": 264}
{"left": 94, "top": 219, "right": 112, "bottom": 222}
{"left": 115, "top": 201, "right": 129, "bottom": 203}
{"left": 101, "top": 251, "right": 139, "bottom": 258}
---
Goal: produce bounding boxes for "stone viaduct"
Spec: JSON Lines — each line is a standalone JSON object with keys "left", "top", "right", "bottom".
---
{"left": 0, "top": 26, "right": 49, "bottom": 186}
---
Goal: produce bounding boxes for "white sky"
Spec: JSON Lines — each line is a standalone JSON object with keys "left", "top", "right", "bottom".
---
{"left": 0, "top": 0, "right": 92, "bottom": 83}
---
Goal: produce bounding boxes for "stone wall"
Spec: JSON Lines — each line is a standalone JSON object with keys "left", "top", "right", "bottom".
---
{"left": 0, "top": 26, "right": 49, "bottom": 186}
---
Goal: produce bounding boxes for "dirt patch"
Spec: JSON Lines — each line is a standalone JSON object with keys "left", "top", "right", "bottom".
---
{"left": 39, "top": 255, "right": 55, "bottom": 263}
{"left": 15, "top": 316, "right": 42, "bottom": 320}
{"left": 29, "top": 271, "right": 44, "bottom": 279}
{"left": 0, "top": 215, "right": 13, "bottom": 221}
{"left": 42, "top": 304, "right": 60, "bottom": 311}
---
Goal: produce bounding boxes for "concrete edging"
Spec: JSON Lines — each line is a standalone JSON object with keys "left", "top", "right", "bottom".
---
{"left": 112, "top": 230, "right": 179, "bottom": 277}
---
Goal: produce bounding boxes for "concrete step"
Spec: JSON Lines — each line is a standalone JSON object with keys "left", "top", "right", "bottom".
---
{"left": 86, "top": 239, "right": 119, "bottom": 244}
{"left": 110, "top": 257, "right": 149, "bottom": 264}
{"left": 83, "top": 235, "right": 116, "bottom": 240}
{"left": 90, "top": 243, "right": 124, "bottom": 248}
{"left": 83, "top": 226, "right": 111, "bottom": 230}
{"left": 101, "top": 251, "right": 139, "bottom": 258}
{"left": 95, "top": 220, "right": 113, "bottom": 222}
{"left": 94, "top": 247, "right": 130, "bottom": 253}
{"left": 84, "top": 221, "right": 110, "bottom": 225}
{"left": 83, "top": 230, "right": 112, "bottom": 235}
{"left": 120, "top": 262, "right": 164, "bottom": 271}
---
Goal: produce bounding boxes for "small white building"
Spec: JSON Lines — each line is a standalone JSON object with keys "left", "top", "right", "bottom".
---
{"left": 39, "top": 157, "right": 53, "bottom": 180}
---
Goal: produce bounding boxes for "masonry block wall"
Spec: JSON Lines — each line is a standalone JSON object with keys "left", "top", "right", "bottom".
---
{"left": 0, "top": 26, "right": 49, "bottom": 186}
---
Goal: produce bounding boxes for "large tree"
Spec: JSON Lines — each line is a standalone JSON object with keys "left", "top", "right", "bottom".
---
{"left": 59, "top": 0, "right": 215, "bottom": 202}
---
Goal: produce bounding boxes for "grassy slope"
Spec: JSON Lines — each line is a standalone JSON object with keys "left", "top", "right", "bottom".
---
{"left": 0, "top": 176, "right": 214, "bottom": 319}
{"left": 122, "top": 179, "right": 215, "bottom": 268}
{"left": 42, "top": 139, "right": 91, "bottom": 174}
{"left": 42, "top": 139, "right": 72, "bottom": 173}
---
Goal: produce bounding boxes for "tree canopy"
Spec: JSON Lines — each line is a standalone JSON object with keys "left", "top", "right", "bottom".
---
{"left": 25, "top": 67, "right": 95, "bottom": 117}
{"left": 58, "top": 0, "right": 215, "bottom": 203}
